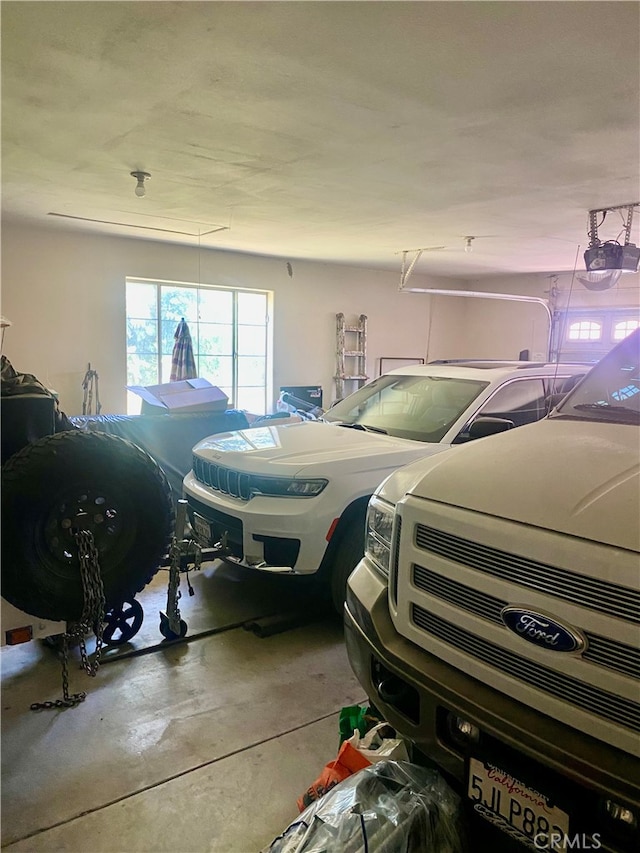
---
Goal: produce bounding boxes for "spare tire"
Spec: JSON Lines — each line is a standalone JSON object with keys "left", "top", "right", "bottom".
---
{"left": 1, "top": 431, "right": 175, "bottom": 622}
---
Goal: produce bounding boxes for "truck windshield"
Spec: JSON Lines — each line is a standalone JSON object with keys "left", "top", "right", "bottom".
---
{"left": 323, "top": 374, "right": 488, "bottom": 442}
{"left": 554, "top": 328, "right": 640, "bottom": 424}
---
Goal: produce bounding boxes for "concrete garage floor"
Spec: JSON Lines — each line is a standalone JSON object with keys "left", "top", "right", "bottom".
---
{"left": 1, "top": 562, "right": 367, "bottom": 853}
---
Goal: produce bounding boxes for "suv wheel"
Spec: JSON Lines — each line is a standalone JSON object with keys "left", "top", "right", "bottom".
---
{"left": 330, "top": 505, "right": 367, "bottom": 613}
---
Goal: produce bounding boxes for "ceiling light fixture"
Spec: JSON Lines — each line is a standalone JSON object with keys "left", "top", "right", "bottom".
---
{"left": 464, "top": 236, "right": 475, "bottom": 253}
{"left": 130, "top": 171, "right": 151, "bottom": 198}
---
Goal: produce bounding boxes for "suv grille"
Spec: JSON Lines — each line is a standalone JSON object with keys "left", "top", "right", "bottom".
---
{"left": 193, "top": 455, "right": 252, "bottom": 500}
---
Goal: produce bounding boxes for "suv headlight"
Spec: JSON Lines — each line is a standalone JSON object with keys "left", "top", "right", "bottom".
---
{"left": 252, "top": 476, "right": 328, "bottom": 497}
{"left": 365, "top": 495, "right": 395, "bottom": 579}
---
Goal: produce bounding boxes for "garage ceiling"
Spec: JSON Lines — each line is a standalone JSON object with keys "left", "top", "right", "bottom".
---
{"left": 2, "top": 1, "right": 639, "bottom": 279}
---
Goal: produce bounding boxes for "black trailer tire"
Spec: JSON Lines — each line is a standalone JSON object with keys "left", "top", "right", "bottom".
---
{"left": 101, "top": 596, "right": 145, "bottom": 646}
{"left": 330, "top": 505, "right": 367, "bottom": 614}
{"left": 2, "top": 431, "right": 174, "bottom": 622}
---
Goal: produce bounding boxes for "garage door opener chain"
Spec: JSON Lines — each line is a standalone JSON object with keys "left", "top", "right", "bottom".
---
{"left": 30, "top": 529, "right": 106, "bottom": 711}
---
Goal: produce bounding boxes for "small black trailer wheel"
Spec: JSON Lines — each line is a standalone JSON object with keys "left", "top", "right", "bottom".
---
{"left": 159, "top": 613, "right": 188, "bottom": 640}
{"left": 102, "top": 597, "right": 144, "bottom": 646}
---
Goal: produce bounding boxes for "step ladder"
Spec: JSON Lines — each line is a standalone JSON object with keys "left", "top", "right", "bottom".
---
{"left": 335, "top": 313, "right": 368, "bottom": 400}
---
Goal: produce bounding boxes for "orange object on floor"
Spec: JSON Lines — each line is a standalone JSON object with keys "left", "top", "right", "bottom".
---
{"left": 297, "top": 741, "right": 371, "bottom": 811}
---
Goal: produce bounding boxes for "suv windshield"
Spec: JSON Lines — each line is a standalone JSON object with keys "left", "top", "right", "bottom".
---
{"left": 554, "top": 328, "right": 640, "bottom": 424}
{"left": 323, "top": 374, "right": 488, "bottom": 442}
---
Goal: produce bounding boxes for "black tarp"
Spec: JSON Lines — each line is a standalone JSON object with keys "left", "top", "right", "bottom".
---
{"left": 71, "top": 410, "right": 250, "bottom": 504}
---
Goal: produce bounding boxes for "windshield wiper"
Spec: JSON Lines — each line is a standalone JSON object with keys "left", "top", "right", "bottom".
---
{"left": 334, "top": 422, "right": 388, "bottom": 434}
{"left": 571, "top": 403, "right": 640, "bottom": 421}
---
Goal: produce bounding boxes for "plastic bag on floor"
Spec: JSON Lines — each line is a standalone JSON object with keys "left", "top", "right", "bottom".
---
{"left": 263, "top": 759, "right": 466, "bottom": 853}
{"left": 346, "top": 722, "right": 410, "bottom": 764}
{"left": 338, "top": 703, "right": 381, "bottom": 743}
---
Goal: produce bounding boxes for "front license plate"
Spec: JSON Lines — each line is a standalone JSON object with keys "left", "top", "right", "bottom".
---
{"left": 468, "top": 757, "right": 570, "bottom": 851}
{"left": 192, "top": 513, "right": 211, "bottom": 543}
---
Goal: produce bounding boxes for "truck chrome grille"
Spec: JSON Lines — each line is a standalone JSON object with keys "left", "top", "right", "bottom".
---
{"left": 413, "top": 565, "right": 640, "bottom": 679}
{"left": 411, "top": 605, "right": 640, "bottom": 733}
{"left": 415, "top": 524, "right": 640, "bottom": 624}
{"left": 390, "top": 516, "right": 402, "bottom": 607}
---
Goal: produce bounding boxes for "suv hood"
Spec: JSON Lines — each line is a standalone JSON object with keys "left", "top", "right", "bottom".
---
{"left": 407, "top": 419, "right": 640, "bottom": 551}
{"left": 192, "top": 420, "right": 444, "bottom": 477}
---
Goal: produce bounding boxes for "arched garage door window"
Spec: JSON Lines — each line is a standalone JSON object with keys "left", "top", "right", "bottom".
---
{"left": 567, "top": 320, "right": 602, "bottom": 341}
{"left": 552, "top": 309, "right": 639, "bottom": 363}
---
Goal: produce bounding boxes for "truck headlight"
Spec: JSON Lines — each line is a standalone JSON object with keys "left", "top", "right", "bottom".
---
{"left": 365, "top": 495, "right": 395, "bottom": 579}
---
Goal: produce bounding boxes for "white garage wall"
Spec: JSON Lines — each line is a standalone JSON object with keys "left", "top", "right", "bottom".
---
{"left": 1, "top": 222, "right": 468, "bottom": 416}
{"left": 4, "top": 223, "right": 636, "bottom": 417}
{"left": 461, "top": 271, "right": 640, "bottom": 360}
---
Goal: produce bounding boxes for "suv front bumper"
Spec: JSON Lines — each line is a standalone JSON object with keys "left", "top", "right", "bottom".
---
{"left": 183, "top": 471, "right": 339, "bottom": 574}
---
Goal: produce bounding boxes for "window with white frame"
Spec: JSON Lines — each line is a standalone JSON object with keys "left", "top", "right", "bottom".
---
{"left": 126, "top": 279, "right": 272, "bottom": 414}
{"left": 613, "top": 319, "right": 640, "bottom": 341}
{"left": 567, "top": 320, "right": 602, "bottom": 341}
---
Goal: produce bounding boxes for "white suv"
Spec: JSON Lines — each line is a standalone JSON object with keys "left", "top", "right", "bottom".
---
{"left": 183, "top": 361, "right": 587, "bottom": 609}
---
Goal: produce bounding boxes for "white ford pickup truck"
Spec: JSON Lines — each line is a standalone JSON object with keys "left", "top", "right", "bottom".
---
{"left": 184, "top": 360, "right": 586, "bottom": 610}
{"left": 344, "top": 328, "right": 640, "bottom": 852}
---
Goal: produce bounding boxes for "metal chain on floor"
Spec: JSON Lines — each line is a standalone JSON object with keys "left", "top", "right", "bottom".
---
{"left": 31, "top": 529, "right": 106, "bottom": 711}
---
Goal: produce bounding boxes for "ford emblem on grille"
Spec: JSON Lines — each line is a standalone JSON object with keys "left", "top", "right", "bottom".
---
{"left": 500, "top": 606, "right": 587, "bottom": 653}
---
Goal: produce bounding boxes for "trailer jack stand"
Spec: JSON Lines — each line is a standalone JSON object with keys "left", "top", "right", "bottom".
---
{"left": 159, "top": 501, "right": 230, "bottom": 641}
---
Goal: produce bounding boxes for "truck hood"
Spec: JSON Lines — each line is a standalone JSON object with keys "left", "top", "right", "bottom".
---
{"left": 192, "top": 420, "right": 444, "bottom": 477}
{"left": 406, "top": 419, "right": 640, "bottom": 551}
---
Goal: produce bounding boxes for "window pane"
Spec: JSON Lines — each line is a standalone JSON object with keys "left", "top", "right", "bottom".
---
{"left": 568, "top": 320, "right": 601, "bottom": 341}
{"left": 236, "top": 386, "right": 266, "bottom": 413}
{"left": 545, "top": 374, "right": 584, "bottom": 396}
{"left": 128, "top": 354, "right": 158, "bottom": 386}
{"left": 126, "top": 282, "right": 157, "bottom": 319}
{"left": 238, "top": 356, "right": 265, "bottom": 386}
{"left": 199, "top": 322, "right": 233, "bottom": 355}
{"left": 127, "top": 319, "right": 158, "bottom": 355}
{"left": 161, "top": 318, "right": 197, "bottom": 355}
{"left": 238, "top": 324, "right": 266, "bottom": 355}
{"left": 160, "top": 354, "right": 174, "bottom": 383}
{"left": 217, "top": 386, "right": 233, "bottom": 406}
{"left": 478, "top": 379, "right": 546, "bottom": 427}
{"left": 199, "top": 355, "right": 233, "bottom": 387}
{"left": 238, "top": 291, "right": 267, "bottom": 324}
{"left": 160, "top": 286, "right": 198, "bottom": 322}
{"left": 613, "top": 319, "right": 639, "bottom": 341}
{"left": 199, "top": 289, "right": 233, "bottom": 323}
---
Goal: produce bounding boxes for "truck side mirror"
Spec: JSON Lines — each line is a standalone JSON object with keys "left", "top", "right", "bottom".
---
{"left": 468, "top": 416, "right": 515, "bottom": 439}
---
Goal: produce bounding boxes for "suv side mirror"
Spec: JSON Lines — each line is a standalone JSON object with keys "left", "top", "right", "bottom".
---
{"left": 468, "top": 416, "right": 515, "bottom": 439}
